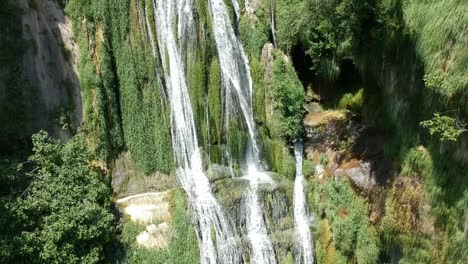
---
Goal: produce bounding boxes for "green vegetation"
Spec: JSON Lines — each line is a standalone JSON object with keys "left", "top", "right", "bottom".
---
{"left": 1, "top": 1, "right": 467, "bottom": 263}
{"left": 272, "top": 55, "right": 305, "bottom": 142}
{"left": 310, "top": 178, "right": 380, "bottom": 264}
{"left": 338, "top": 89, "right": 364, "bottom": 112}
{"left": 65, "top": 0, "right": 173, "bottom": 173}
{"left": 420, "top": 113, "right": 467, "bottom": 142}
{"left": 239, "top": 3, "right": 270, "bottom": 57}
{"left": 275, "top": 1, "right": 467, "bottom": 261}
{"left": 1, "top": 131, "right": 116, "bottom": 263}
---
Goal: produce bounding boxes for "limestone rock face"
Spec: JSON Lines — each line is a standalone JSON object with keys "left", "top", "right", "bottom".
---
{"left": 21, "top": 0, "right": 82, "bottom": 138}
{"left": 116, "top": 191, "right": 172, "bottom": 225}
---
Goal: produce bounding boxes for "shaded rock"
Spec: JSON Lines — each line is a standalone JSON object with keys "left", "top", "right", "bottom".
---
{"left": 335, "top": 160, "right": 376, "bottom": 191}
{"left": 304, "top": 110, "right": 347, "bottom": 128}
{"left": 19, "top": 0, "right": 82, "bottom": 138}
{"left": 304, "top": 110, "right": 358, "bottom": 152}
{"left": 315, "top": 164, "right": 325, "bottom": 180}
{"left": 206, "top": 164, "right": 232, "bottom": 182}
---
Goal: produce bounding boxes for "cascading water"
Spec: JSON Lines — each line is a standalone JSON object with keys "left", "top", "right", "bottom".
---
{"left": 208, "top": 0, "right": 276, "bottom": 263}
{"left": 293, "top": 143, "right": 315, "bottom": 264}
{"left": 269, "top": 0, "right": 278, "bottom": 48}
{"left": 150, "top": 0, "right": 243, "bottom": 263}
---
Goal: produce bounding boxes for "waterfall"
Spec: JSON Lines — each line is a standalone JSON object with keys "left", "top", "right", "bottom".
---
{"left": 208, "top": 0, "right": 277, "bottom": 263}
{"left": 293, "top": 143, "right": 315, "bottom": 264}
{"left": 150, "top": 1, "right": 243, "bottom": 263}
{"left": 269, "top": 0, "right": 278, "bottom": 48}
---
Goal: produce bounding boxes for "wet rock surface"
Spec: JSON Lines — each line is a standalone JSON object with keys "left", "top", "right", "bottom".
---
{"left": 18, "top": 0, "right": 82, "bottom": 139}
{"left": 303, "top": 107, "right": 393, "bottom": 190}
{"left": 212, "top": 171, "right": 295, "bottom": 262}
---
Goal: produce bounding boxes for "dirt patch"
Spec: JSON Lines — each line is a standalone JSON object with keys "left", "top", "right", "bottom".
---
{"left": 304, "top": 110, "right": 347, "bottom": 127}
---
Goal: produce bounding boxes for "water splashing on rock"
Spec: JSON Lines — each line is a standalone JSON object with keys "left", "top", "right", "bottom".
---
{"left": 208, "top": 0, "right": 276, "bottom": 262}
{"left": 294, "top": 143, "right": 315, "bottom": 264}
{"left": 150, "top": 0, "right": 243, "bottom": 262}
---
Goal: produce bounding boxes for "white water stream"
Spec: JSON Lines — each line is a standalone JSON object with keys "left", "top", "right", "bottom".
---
{"left": 150, "top": 1, "right": 243, "bottom": 263}
{"left": 208, "top": 0, "right": 277, "bottom": 263}
{"left": 294, "top": 143, "right": 315, "bottom": 264}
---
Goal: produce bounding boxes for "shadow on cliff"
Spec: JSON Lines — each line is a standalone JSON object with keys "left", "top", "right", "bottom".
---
{"left": 0, "top": 0, "right": 82, "bottom": 155}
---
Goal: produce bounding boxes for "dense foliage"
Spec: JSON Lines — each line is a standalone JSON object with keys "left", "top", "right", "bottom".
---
{"left": 0, "top": 132, "right": 116, "bottom": 263}
{"left": 275, "top": 0, "right": 467, "bottom": 263}
{"left": 272, "top": 55, "right": 305, "bottom": 142}
{"left": 309, "top": 178, "right": 380, "bottom": 264}
{"left": 65, "top": 0, "right": 173, "bottom": 173}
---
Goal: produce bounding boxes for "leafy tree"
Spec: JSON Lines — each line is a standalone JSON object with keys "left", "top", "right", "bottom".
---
{"left": 11, "top": 131, "right": 117, "bottom": 264}
{"left": 420, "top": 113, "right": 467, "bottom": 142}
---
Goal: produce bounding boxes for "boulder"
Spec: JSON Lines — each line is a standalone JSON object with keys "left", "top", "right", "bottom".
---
{"left": 335, "top": 160, "right": 377, "bottom": 191}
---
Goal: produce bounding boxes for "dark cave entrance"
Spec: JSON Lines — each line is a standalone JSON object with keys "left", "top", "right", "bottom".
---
{"left": 290, "top": 44, "right": 364, "bottom": 107}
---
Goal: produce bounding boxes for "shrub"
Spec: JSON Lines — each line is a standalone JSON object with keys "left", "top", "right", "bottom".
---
{"left": 272, "top": 55, "right": 305, "bottom": 142}
{"left": 338, "top": 88, "right": 364, "bottom": 111}
{"left": 13, "top": 131, "right": 116, "bottom": 263}
{"left": 316, "top": 178, "right": 374, "bottom": 262}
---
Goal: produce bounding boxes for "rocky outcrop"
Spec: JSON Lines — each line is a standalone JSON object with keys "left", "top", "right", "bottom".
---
{"left": 335, "top": 160, "right": 376, "bottom": 191}
{"left": 116, "top": 191, "right": 173, "bottom": 249}
{"left": 303, "top": 107, "right": 393, "bottom": 191}
{"left": 304, "top": 110, "right": 357, "bottom": 151}
{"left": 213, "top": 172, "right": 295, "bottom": 261}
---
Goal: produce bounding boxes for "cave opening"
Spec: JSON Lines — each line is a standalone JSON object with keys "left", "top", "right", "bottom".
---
{"left": 289, "top": 44, "right": 364, "bottom": 108}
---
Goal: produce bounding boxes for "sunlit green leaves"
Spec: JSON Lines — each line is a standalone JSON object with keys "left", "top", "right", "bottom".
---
{"left": 420, "top": 113, "right": 466, "bottom": 142}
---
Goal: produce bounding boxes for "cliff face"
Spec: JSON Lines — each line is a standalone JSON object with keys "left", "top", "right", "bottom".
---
{"left": 0, "top": 0, "right": 82, "bottom": 152}
{"left": 19, "top": 0, "right": 82, "bottom": 133}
